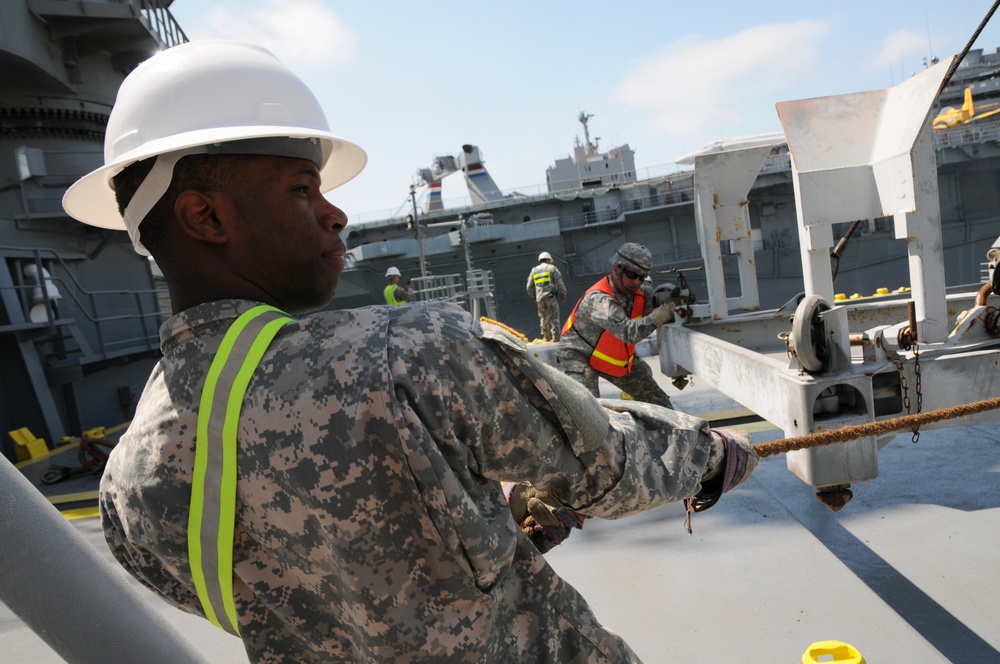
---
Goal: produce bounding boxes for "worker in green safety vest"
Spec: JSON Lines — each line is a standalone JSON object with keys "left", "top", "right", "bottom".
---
{"left": 383, "top": 266, "right": 412, "bottom": 306}
{"left": 526, "top": 251, "right": 566, "bottom": 342}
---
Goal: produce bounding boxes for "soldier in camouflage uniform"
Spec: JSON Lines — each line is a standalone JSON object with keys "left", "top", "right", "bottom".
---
{"left": 557, "top": 243, "right": 677, "bottom": 409}
{"left": 525, "top": 251, "right": 567, "bottom": 341}
{"left": 66, "top": 42, "right": 758, "bottom": 663}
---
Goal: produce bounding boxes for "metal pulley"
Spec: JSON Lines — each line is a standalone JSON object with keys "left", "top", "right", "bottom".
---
{"left": 789, "top": 294, "right": 832, "bottom": 373}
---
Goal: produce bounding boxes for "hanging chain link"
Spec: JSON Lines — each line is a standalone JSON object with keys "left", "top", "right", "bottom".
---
{"left": 911, "top": 343, "right": 922, "bottom": 443}
{"left": 890, "top": 343, "right": 923, "bottom": 443}
{"left": 892, "top": 357, "right": 911, "bottom": 413}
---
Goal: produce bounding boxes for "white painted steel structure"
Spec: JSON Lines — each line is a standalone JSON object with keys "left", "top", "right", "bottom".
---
{"left": 657, "top": 56, "right": 1000, "bottom": 501}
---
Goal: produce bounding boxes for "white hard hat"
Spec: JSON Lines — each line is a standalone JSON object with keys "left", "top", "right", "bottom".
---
{"left": 538, "top": 251, "right": 552, "bottom": 261}
{"left": 385, "top": 267, "right": 401, "bottom": 278}
{"left": 62, "top": 40, "right": 367, "bottom": 255}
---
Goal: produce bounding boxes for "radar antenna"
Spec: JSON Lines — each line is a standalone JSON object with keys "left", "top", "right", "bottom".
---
{"left": 578, "top": 111, "right": 599, "bottom": 155}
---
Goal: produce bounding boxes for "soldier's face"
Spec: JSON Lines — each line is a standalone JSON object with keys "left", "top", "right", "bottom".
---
{"left": 227, "top": 156, "right": 349, "bottom": 313}
{"left": 612, "top": 265, "right": 644, "bottom": 295}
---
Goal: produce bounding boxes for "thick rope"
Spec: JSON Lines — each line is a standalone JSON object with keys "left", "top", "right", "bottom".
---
{"left": 754, "top": 397, "right": 1000, "bottom": 458}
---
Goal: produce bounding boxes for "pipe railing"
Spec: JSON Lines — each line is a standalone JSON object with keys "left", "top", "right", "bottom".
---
{"left": 1, "top": 247, "right": 166, "bottom": 357}
{"left": 0, "top": 454, "right": 209, "bottom": 664}
{"left": 132, "top": 0, "right": 189, "bottom": 49}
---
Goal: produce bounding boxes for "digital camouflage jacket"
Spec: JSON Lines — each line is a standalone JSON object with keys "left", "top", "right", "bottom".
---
{"left": 101, "top": 299, "right": 715, "bottom": 663}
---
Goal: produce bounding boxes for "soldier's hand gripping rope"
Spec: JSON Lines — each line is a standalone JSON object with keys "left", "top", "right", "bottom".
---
{"left": 504, "top": 481, "right": 586, "bottom": 553}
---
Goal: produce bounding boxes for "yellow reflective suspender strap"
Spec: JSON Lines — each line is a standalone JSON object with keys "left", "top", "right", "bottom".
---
{"left": 188, "top": 305, "right": 294, "bottom": 635}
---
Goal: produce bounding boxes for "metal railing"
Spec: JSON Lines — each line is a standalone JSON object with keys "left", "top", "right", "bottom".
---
{"left": 348, "top": 163, "right": 696, "bottom": 226}
{"left": 934, "top": 117, "right": 1000, "bottom": 149}
{"left": 133, "top": 0, "right": 189, "bottom": 49}
{"left": 1, "top": 455, "right": 209, "bottom": 664}
{"left": 465, "top": 269, "right": 498, "bottom": 320}
{"left": 2, "top": 248, "right": 166, "bottom": 359}
{"left": 410, "top": 274, "right": 466, "bottom": 307}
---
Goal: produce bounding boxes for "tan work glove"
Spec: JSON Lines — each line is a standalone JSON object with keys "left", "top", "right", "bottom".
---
{"left": 503, "top": 482, "right": 585, "bottom": 554}
{"left": 688, "top": 429, "right": 759, "bottom": 513}
{"left": 682, "top": 429, "right": 759, "bottom": 533}
{"left": 650, "top": 301, "right": 676, "bottom": 326}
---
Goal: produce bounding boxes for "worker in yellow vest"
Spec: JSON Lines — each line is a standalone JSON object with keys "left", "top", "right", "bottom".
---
{"left": 383, "top": 266, "right": 412, "bottom": 306}
{"left": 525, "top": 251, "right": 566, "bottom": 341}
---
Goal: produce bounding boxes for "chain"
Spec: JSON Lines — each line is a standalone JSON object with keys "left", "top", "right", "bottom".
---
{"left": 911, "top": 343, "right": 922, "bottom": 443}
{"left": 891, "top": 356, "right": 911, "bottom": 415}
{"left": 890, "top": 340, "right": 923, "bottom": 443}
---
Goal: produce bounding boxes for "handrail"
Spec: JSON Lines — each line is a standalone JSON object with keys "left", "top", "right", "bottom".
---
{"left": 0, "top": 455, "right": 209, "bottom": 664}
{"left": 934, "top": 116, "right": 1000, "bottom": 149}
{"left": 347, "top": 117, "right": 1000, "bottom": 229}
{"left": 2, "top": 246, "right": 166, "bottom": 357}
{"left": 348, "top": 164, "right": 694, "bottom": 226}
{"left": 133, "top": 0, "right": 189, "bottom": 49}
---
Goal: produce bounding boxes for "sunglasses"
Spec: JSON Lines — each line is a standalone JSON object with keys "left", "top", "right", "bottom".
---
{"left": 621, "top": 267, "right": 648, "bottom": 280}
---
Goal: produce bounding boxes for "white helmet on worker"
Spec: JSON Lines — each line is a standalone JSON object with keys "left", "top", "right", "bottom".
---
{"left": 62, "top": 40, "right": 367, "bottom": 256}
{"left": 538, "top": 251, "right": 552, "bottom": 262}
{"left": 385, "top": 267, "right": 402, "bottom": 278}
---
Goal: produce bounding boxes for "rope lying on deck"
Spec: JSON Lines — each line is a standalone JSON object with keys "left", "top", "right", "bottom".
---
{"left": 753, "top": 397, "right": 1000, "bottom": 458}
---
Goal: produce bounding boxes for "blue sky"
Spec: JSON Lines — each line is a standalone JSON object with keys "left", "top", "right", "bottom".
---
{"left": 168, "top": 1, "right": 1000, "bottom": 222}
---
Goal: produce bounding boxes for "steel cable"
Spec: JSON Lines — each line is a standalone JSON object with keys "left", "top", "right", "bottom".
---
{"left": 939, "top": 0, "right": 1000, "bottom": 93}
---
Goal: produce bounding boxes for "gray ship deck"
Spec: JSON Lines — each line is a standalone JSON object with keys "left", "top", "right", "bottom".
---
{"left": 2, "top": 348, "right": 997, "bottom": 663}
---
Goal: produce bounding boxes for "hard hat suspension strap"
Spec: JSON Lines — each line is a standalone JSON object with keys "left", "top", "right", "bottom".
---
{"left": 123, "top": 147, "right": 207, "bottom": 254}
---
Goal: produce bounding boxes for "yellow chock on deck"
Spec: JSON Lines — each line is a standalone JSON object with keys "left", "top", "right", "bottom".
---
{"left": 802, "top": 640, "right": 865, "bottom": 664}
{"left": 82, "top": 426, "right": 106, "bottom": 440}
{"left": 8, "top": 427, "right": 49, "bottom": 461}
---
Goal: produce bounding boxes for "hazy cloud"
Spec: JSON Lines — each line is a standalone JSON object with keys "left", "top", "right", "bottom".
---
{"left": 872, "top": 29, "right": 929, "bottom": 70}
{"left": 186, "top": 0, "right": 357, "bottom": 72}
{"left": 614, "top": 20, "right": 829, "bottom": 136}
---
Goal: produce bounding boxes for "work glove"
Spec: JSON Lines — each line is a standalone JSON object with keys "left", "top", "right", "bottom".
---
{"left": 650, "top": 301, "right": 676, "bottom": 326}
{"left": 503, "top": 481, "right": 585, "bottom": 554}
{"left": 687, "top": 429, "right": 759, "bottom": 515}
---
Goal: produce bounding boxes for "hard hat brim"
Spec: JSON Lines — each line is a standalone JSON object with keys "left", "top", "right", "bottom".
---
{"left": 63, "top": 127, "right": 367, "bottom": 231}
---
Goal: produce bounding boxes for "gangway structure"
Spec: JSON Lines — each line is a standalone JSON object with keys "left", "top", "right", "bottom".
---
{"left": 656, "top": 56, "right": 1000, "bottom": 508}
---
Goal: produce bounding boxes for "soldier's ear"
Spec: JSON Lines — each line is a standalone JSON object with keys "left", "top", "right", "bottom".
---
{"left": 174, "top": 190, "right": 229, "bottom": 246}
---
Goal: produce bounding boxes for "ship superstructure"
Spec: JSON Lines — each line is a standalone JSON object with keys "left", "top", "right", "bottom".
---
{"left": 545, "top": 111, "right": 638, "bottom": 192}
{"left": 0, "top": 1, "right": 186, "bottom": 459}
{"left": 339, "top": 59, "right": 1000, "bottom": 337}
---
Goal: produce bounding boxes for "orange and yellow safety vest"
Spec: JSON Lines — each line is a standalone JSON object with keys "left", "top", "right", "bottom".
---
{"left": 562, "top": 276, "right": 644, "bottom": 377}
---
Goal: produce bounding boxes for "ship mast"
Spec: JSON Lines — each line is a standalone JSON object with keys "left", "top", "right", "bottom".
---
{"left": 578, "top": 111, "right": 600, "bottom": 156}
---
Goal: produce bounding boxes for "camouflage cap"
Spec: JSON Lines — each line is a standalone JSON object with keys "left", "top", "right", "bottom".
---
{"left": 611, "top": 242, "right": 652, "bottom": 273}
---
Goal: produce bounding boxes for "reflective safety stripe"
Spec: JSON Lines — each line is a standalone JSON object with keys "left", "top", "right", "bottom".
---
{"left": 532, "top": 267, "right": 553, "bottom": 287}
{"left": 188, "top": 305, "right": 293, "bottom": 636}
{"left": 591, "top": 348, "right": 630, "bottom": 369}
